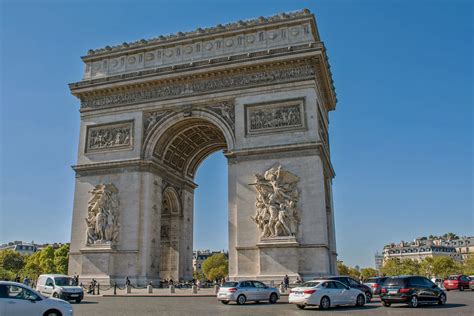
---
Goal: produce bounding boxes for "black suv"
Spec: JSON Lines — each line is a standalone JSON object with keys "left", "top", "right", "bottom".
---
{"left": 380, "top": 276, "right": 446, "bottom": 308}
{"left": 326, "top": 276, "right": 373, "bottom": 302}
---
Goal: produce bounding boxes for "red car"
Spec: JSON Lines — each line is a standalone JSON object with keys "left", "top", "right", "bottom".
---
{"left": 443, "top": 275, "right": 470, "bottom": 291}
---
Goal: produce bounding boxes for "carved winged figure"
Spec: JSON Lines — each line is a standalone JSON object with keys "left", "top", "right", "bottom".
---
{"left": 85, "top": 184, "right": 119, "bottom": 245}
{"left": 250, "top": 165, "right": 300, "bottom": 239}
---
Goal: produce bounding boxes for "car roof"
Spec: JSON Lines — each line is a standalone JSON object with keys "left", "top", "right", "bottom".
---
{"left": 39, "top": 274, "right": 69, "bottom": 277}
{"left": 0, "top": 281, "right": 25, "bottom": 285}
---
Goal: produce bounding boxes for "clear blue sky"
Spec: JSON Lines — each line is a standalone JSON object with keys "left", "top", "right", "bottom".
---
{"left": 0, "top": 0, "right": 472, "bottom": 268}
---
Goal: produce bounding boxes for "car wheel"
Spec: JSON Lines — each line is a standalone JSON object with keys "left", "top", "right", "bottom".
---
{"left": 221, "top": 301, "right": 229, "bottom": 305}
{"left": 52, "top": 292, "right": 59, "bottom": 298}
{"left": 446, "top": 288, "right": 450, "bottom": 291}
{"left": 269, "top": 293, "right": 278, "bottom": 304}
{"left": 297, "top": 304, "right": 305, "bottom": 309}
{"left": 438, "top": 294, "right": 446, "bottom": 305}
{"left": 459, "top": 286, "right": 464, "bottom": 291}
{"left": 365, "top": 291, "right": 372, "bottom": 303}
{"left": 75, "top": 298, "right": 82, "bottom": 303}
{"left": 356, "top": 294, "right": 365, "bottom": 307}
{"left": 382, "top": 301, "right": 391, "bottom": 307}
{"left": 408, "top": 295, "right": 419, "bottom": 308}
{"left": 44, "top": 309, "right": 62, "bottom": 316}
{"left": 236, "top": 294, "right": 246, "bottom": 305}
{"left": 319, "top": 296, "right": 331, "bottom": 310}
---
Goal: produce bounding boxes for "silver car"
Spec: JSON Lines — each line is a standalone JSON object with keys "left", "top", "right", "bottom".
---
{"left": 217, "top": 280, "right": 280, "bottom": 305}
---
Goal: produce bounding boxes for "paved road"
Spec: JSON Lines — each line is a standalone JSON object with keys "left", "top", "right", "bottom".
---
{"left": 73, "top": 291, "right": 474, "bottom": 316}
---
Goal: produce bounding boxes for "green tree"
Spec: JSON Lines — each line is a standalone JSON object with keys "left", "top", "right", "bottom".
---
{"left": 192, "top": 271, "right": 205, "bottom": 281}
{"left": 360, "top": 268, "right": 378, "bottom": 281}
{"left": 462, "top": 255, "right": 474, "bottom": 275}
{"left": 431, "top": 256, "right": 460, "bottom": 278}
{"left": 420, "top": 257, "right": 435, "bottom": 277}
{"left": 54, "top": 244, "right": 70, "bottom": 274}
{"left": 337, "top": 261, "right": 350, "bottom": 276}
{"left": 380, "top": 258, "right": 420, "bottom": 276}
{"left": 23, "top": 251, "right": 42, "bottom": 279}
{"left": 202, "top": 253, "right": 228, "bottom": 281}
{"left": 0, "top": 267, "right": 16, "bottom": 280}
{"left": 0, "top": 250, "right": 25, "bottom": 273}
{"left": 39, "top": 246, "right": 56, "bottom": 274}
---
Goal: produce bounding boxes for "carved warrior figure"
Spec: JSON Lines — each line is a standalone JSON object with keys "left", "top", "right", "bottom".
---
{"left": 88, "top": 127, "right": 130, "bottom": 150}
{"left": 250, "top": 165, "right": 300, "bottom": 238}
{"left": 85, "top": 184, "right": 119, "bottom": 245}
{"left": 249, "top": 105, "right": 301, "bottom": 131}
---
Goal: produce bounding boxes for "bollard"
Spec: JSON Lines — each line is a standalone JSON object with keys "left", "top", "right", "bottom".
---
{"left": 270, "top": 280, "right": 275, "bottom": 287}
{"left": 114, "top": 283, "right": 117, "bottom": 295}
{"left": 126, "top": 285, "right": 131, "bottom": 294}
{"left": 279, "top": 284, "right": 285, "bottom": 293}
{"left": 169, "top": 284, "right": 175, "bottom": 294}
{"left": 192, "top": 285, "right": 198, "bottom": 294}
{"left": 214, "top": 284, "right": 220, "bottom": 294}
{"left": 97, "top": 283, "right": 100, "bottom": 295}
{"left": 147, "top": 285, "right": 153, "bottom": 294}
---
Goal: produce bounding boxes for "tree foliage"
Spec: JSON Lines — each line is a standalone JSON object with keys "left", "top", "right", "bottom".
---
{"left": 360, "top": 268, "right": 378, "bottom": 281}
{"left": 463, "top": 255, "right": 474, "bottom": 275}
{"left": 201, "top": 253, "right": 228, "bottom": 281}
{"left": 0, "top": 244, "right": 70, "bottom": 281}
{"left": 337, "top": 261, "right": 361, "bottom": 280}
{"left": 0, "top": 250, "right": 24, "bottom": 273}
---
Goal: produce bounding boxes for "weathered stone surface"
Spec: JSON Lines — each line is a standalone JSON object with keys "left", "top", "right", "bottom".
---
{"left": 68, "top": 10, "right": 337, "bottom": 286}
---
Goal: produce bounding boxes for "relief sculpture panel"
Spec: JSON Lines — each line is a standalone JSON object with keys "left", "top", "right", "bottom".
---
{"left": 246, "top": 99, "right": 305, "bottom": 135}
{"left": 86, "top": 121, "right": 133, "bottom": 152}
{"left": 250, "top": 165, "right": 300, "bottom": 239}
{"left": 85, "top": 184, "right": 120, "bottom": 246}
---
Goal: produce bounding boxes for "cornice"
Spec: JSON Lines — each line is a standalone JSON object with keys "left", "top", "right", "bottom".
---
{"left": 72, "top": 159, "right": 198, "bottom": 190}
{"left": 84, "top": 9, "right": 316, "bottom": 59}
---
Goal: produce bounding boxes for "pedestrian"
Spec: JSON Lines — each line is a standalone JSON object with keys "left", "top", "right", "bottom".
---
{"left": 23, "top": 276, "right": 30, "bottom": 287}
{"left": 284, "top": 274, "right": 289, "bottom": 290}
{"left": 15, "top": 274, "right": 20, "bottom": 283}
{"left": 125, "top": 276, "right": 131, "bottom": 286}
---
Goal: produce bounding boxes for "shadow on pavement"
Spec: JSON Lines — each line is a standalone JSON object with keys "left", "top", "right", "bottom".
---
{"left": 75, "top": 301, "right": 98, "bottom": 305}
{"left": 387, "top": 303, "right": 467, "bottom": 309}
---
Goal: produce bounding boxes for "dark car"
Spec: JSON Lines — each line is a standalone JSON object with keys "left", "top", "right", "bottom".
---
{"left": 364, "top": 277, "right": 387, "bottom": 295}
{"left": 380, "top": 276, "right": 446, "bottom": 308}
{"left": 326, "top": 276, "right": 373, "bottom": 302}
{"left": 443, "top": 275, "right": 470, "bottom": 291}
{"left": 469, "top": 276, "right": 474, "bottom": 291}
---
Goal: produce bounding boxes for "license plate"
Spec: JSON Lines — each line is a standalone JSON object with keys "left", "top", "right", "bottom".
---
{"left": 70, "top": 294, "right": 79, "bottom": 297}
{"left": 293, "top": 291, "right": 303, "bottom": 296}
{"left": 389, "top": 290, "right": 398, "bottom": 294}
{"left": 219, "top": 293, "right": 226, "bottom": 296}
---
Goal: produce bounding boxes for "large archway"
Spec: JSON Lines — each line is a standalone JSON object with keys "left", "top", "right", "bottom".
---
{"left": 68, "top": 10, "right": 338, "bottom": 285}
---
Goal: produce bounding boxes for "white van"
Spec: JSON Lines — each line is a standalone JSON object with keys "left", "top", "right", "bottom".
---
{"left": 36, "top": 274, "right": 84, "bottom": 303}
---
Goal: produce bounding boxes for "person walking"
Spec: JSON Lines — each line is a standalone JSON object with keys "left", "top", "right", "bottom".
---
{"left": 284, "top": 274, "right": 289, "bottom": 290}
{"left": 125, "top": 277, "right": 131, "bottom": 287}
{"left": 23, "top": 276, "right": 30, "bottom": 287}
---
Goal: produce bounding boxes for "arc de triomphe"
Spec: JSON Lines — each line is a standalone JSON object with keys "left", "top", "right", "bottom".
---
{"left": 68, "top": 9, "right": 337, "bottom": 285}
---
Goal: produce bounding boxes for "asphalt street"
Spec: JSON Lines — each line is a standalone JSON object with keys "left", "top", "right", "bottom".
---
{"left": 73, "top": 291, "right": 474, "bottom": 316}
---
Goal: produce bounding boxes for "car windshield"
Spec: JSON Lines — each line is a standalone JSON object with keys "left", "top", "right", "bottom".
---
{"left": 301, "top": 281, "right": 320, "bottom": 287}
{"left": 54, "top": 277, "right": 73, "bottom": 286}
{"left": 222, "top": 282, "right": 238, "bottom": 287}
{"left": 365, "top": 278, "right": 377, "bottom": 283}
{"left": 448, "top": 276, "right": 458, "bottom": 280}
{"left": 383, "top": 278, "right": 407, "bottom": 287}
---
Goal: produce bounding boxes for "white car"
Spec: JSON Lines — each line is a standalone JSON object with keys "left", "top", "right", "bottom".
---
{"left": 217, "top": 280, "right": 280, "bottom": 305}
{"left": 0, "top": 281, "right": 73, "bottom": 316}
{"left": 289, "top": 279, "right": 366, "bottom": 310}
{"left": 36, "top": 274, "right": 83, "bottom": 303}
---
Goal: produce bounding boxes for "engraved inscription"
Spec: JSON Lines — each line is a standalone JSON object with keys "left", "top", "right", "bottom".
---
{"left": 86, "top": 121, "right": 133, "bottom": 152}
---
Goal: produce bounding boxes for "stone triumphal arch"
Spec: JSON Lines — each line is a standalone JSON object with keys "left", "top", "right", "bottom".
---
{"left": 68, "top": 9, "right": 338, "bottom": 285}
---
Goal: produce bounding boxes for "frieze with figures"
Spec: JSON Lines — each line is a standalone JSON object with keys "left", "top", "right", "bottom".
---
{"left": 246, "top": 99, "right": 305, "bottom": 135}
{"left": 80, "top": 61, "right": 315, "bottom": 109}
{"left": 86, "top": 121, "right": 133, "bottom": 153}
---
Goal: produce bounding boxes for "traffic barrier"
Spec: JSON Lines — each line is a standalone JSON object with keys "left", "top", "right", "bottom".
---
{"left": 192, "top": 285, "right": 198, "bottom": 294}
{"left": 214, "top": 285, "right": 220, "bottom": 294}
{"left": 126, "top": 285, "right": 131, "bottom": 294}
{"left": 170, "top": 284, "right": 175, "bottom": 294}
{"left": 147, "top": 285, "right": 153, "bottom": 293}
